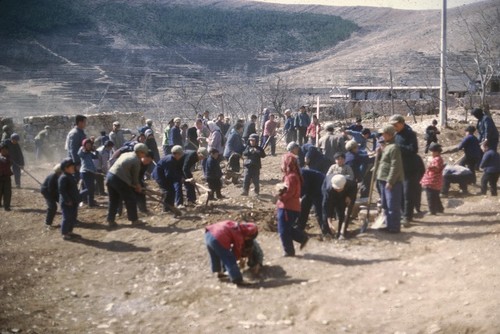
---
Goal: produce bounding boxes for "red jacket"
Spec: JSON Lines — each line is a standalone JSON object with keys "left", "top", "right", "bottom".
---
{"left": 205, "top": 221, "right": 257, "bottom": 260}
{"left": 0, "top": 154, "right": 13, "bottom": 177}
{"left": 277, "top": 172, "right": 302, "bottom": 212}
{"left": 420, "top": 155, "right": 444, "bottom": 191}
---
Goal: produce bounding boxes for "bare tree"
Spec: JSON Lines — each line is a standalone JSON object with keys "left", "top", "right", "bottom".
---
{"left": 265, "top": 75, "right": 294, "bottom": 119}
{"left": 450, "top": 6, "right": 500, "bottom": 112}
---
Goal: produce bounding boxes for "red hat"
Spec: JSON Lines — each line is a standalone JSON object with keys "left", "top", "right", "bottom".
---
{"left": 82, "top": 138, "right": 93, "bottom": 147}
{"left": 239, "top": 222, "right": 258, "bottom": 239}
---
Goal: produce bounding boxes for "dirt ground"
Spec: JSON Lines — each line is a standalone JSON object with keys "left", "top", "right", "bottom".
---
{"left": 1, "top": 112, "right": 500, "bottom": 334}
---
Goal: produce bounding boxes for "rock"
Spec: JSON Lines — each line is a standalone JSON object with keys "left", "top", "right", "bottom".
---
{"left": 426, "top": 323, "right": 442, "bottom": 334}
{"left": 105, "top": 303, "right": 114, "bottom": 311}
{"left": 70, "top": 291, "right": 78, "bottom": 297}
{"left": 379, "top": 287, "right": 388, "bottom": 293}
{"left": 256, "top": 313, "right": 267, "bottom": 321}
{"left": 322, "top": 320, "right": 329, "bottom": 325}
{"left": 10, "top": 329, "right": 21, "bottom": 333}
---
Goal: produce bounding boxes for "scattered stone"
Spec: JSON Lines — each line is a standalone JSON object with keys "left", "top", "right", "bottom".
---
{"left": 322, "top": 320, "right": 329, "bottom": 325}
{"left": 160, "top": 300, "right": 167, "bottom": 306}
{"left": 256, "top": 313, "right": 267, "bottom": 321}
{"left": 105, "top": 303, "right": 114, "bottom": 311}
{"left": 97, "top": 324, "right": 110, "bottom": 329}
{"left": 426, "top": 323, "right": 442, "bottom": 334}
{"left": 10, "top": 329, "right": 21, "bottom": 333}
{"left": 379, "top": 287, "right": 388, "bottom": 293}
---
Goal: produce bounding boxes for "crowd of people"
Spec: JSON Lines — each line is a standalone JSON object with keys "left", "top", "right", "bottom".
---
{"left": 0, "top": 106, "right": 499, "bottom": 284}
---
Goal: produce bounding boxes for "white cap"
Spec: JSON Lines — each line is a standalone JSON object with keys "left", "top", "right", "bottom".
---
{"left": 331, "top": 174, "right": 347, "bottom": 190}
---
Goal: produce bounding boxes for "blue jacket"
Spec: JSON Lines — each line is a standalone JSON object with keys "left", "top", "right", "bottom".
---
{"left": 169, "top": 126, "right": 183, "bottom": 146}
{"left": 458, "top": 134, "right": 481, "bottom": 160}
{"left": 477, "top": 115, "right": 499, "bottom": 144}
{"left": 300, "top": 168, "right": 325, "bottom": 199}
{"left": 243, "top": 145, "right": 266, "bottom": 169}
{"left": 304, "top": 145, "right": 331, "bottom": 174}
{"left": 223, "top": 131, "right": 244, "bottom": 159}
{"left": 295, "top": 112, "right": 310, "bottom": 128}
{"left": 152, "top": 154, "right": 183, "bottom": 190}
{"left": 78, "top": 147, "right": 98, "bottom": 173}
{"left": 205, "top": 156, "right": 223, "bottom": 179}
{"left": 58, "top": 172, "right": 80, "bottom": 205}
{"left": 67, "top": 127, "right": 86, "bottom": 165}
{"left": 394, "top": 124, "right": 419, "bottom": 174}
{"left": 284, "top": 116, "right": 295, "bottom": 132}
{"left": 480, "top": 149, "right": 500, "bottom": 173}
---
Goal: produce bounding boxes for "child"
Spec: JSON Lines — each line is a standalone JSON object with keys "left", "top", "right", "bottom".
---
{"left": 455, "top": 125, "right": 481, "bottom": 184}
{"left": 327, "top": 152, "right": 354, "bottom": 180}
{"left": 205, "top": 148, "right": 224, "bottom": 200}
{"left": 41, "top": 164, "right": 63, "bottom": 229}
{"left": 420, "top": 143, "right": 445, "bottom": 215}
{"left": 58, "top": 158, "right": 81, "bottom": 240}
{"left": 0, "top": 143, "right": 13, "bottom": 211}
{"left": 306, "top": 114, "right": 320, "bottom": 145}
{"left": 424, "top": 119, "right": 440, "bottom": 153}
{"left": 78, "top": 138, "right": 99, "bottom": 207}
{"left": 241, "top": 134, "right": 266, "bottom": 196}
{"left": 479, "top": 141, "right": 500, "bottom": 196}
{"left": 204, "top": 220, "right": 258, "bottom": 285}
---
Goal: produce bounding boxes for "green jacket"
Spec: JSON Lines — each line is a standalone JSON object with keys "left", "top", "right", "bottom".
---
{"left": 377, "top": 141, "right": 404, "bottom": 186}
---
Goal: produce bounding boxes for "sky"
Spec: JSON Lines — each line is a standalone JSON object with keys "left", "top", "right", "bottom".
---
{"left": 251, "top": 0, "right": 485, "bottom": 10}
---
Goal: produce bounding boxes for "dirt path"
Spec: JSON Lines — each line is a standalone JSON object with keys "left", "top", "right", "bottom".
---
{"left": 1, "top": 145, "right": 499, "bottom": 334}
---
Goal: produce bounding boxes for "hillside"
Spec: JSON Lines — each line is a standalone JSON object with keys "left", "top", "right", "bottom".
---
{"left": 0, "top": 0, "right": 498, "bottom": 119}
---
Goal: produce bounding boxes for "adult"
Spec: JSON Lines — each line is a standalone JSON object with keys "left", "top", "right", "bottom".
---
{"left": 138, "top": 119, "right": 154, "bottom": 134}
{"left": 306, "top": 114, "right": 320, "bottom": 145}
{"left": 347, "top": 117, "right": 363, "bottom": 132}
{"left": 106, "top": 143, "right": 148, "bottom": 227}
{"left": 207, "top": 121, "right": 224, "bottom": 156}
{"left": 297, "top": 168, "right": 325, "bottom": 232}
{"left": 262, "top": 114, "right": 278, "bottom": 156}
{"left": 94, "top": 131, "right": 110, "bottom": 148}
{"left": 318, "top": 123, "right": 346, "bottom": 163}
{"left": 321, "top": 174, "right": 357, "bottom": 239}
{"left": 1, "top": 125, "right": 12, "bottom": 142}
{"left": 34, "top": 125, "right": 50, "bottom": 161}
{"left": 109, "top": 121, "right": 132, "bottom": 149}
{"left": 295, "top": 106, "right": 310, "bottom": 146}
{"left": 389, "top": 114, "right": 419, "bottom": 227}
{"left": 95, "top": 140, "right": 114, "bottom": 196}
{"left": 4, "top": 134, "right": 24, "bottom": 188}
{"left": 376, "top": 125, "right": 404, "bottom": 233}
{"left": 215, "top": 114, "right": 230, "bottom": 138}
{"left": 152, "top": 145, "right": 185, "bottom": 213}
{"left": 169, "top": 117, "right": 183, "bottom": 148}
{"left": 66, "top": 115, "right": 87, "bottom": 173}
{"left": 145, "top": 129, "right": 160, "bottom": 174}
{"left": 162, "top": 118, "right": 174, "bottom": 156}
{"left": 181, "top": 147, "right": 208, "bottom": 205}
{"left": 283, "top": 109, "right": 297, "bottom": 144}
{"left": 472, "top": 107, "right": 499, "bottom": 151}
{"left": 223, "top": 123, "right": 244, "bottom": 161}
{"left": 195, "top": 118, "right": 210, "bottom": 148}
{"left": 276, "top": 149, "right": 309, "bottom": 257}
{"left": 242, "top": 114, "right": 258, "bottom": 144}
{"left": 204, "top": 221, "right": 258, "bottom": 285}
{"left": 185, "top": 123, "right": 199, "bottom": 151}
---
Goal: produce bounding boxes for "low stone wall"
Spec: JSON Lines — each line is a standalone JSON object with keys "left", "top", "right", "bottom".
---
{"left": 22, "top": 111, "right": 145, "bottom": 145}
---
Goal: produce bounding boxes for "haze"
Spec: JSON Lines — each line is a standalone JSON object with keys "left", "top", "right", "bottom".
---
{"left": 252, "top": 0, "right": 485, "bottom": 10}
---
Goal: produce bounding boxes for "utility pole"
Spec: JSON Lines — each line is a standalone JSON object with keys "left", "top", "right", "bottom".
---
{"left": 390, "top": 69, "right": 395, "bottom": 115}
{"left": 439, "top": 0, "right": 447, "bottom": 127}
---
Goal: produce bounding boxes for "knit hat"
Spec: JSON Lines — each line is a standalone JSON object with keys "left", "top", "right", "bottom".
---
{"left": 113, "top": 121, "right": 120, "bottom": 126}
{"left": 10, "top": 133, "right": 20, "bottom": 141}
{"left": 60, "top": 158, "right": 75, "bottom": 170}
{"left": 345, "top": 139, "right": 359, "bottom": 151}
{"left": 249, "top": 134, "right": 259, "bottom": 141}
{"left": 133, "top": 143, "right": 149, "bottom": 154}
{"left": 174, "top": 117, "right": 181, "bottom": 123}
{"left": 145, "top": 129, "right": 153, "bottom": 137}
{"left": 171, "top": 145, "right": 184, "bottom": 154}
{"left": 286, "top": 141, "right": 299, "bottom": 152}
{"left": 331, "top": 174, "right": 347, "bottom": 190}
{"left": 389, "top": 114, "right": 405, "bottom": 124}
{"left": 197, "top": 147, "right": 209, "bottom": 158}
{"left": 379, "top": 125, "right": 396, "bottom": 136}
{"left": 82, "top": 138, "right": 93, "bottom": 147}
